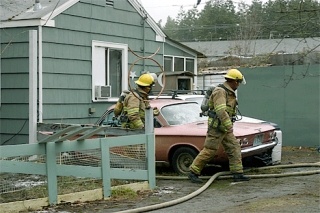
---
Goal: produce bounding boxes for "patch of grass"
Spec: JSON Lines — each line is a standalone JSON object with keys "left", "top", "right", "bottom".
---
{"left": 0, "top": 185, "right": 48, "bottom": 203}
{"left": 57, "top": 177, "right": 102, "bottom": 194}
{"left": 0, "top": 176, "right": 140, "bottom": 203}
{"left": 111, "top": 187, "right": 137, "bottom": 199}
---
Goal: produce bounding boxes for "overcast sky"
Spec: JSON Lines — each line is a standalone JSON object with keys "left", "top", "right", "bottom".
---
{"left": 139, "top": 0, "right": 206, "bottom": 25}
{"left": 139, "top": 0, "right": 266, "bottom": 26}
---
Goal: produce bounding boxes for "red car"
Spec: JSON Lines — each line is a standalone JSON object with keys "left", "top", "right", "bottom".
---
{"left": 98, "top": 99, "right": 279, "bottom": 175}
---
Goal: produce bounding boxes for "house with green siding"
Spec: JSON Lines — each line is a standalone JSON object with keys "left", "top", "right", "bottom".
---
{"left": 0, "top": 0, "right": 205, "bottom": 145}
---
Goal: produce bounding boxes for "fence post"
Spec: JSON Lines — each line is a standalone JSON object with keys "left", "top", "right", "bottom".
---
{"left": 145, "top": 108, "right": 156, "bottom": 189}
{"left": 101, "top": 138, "right": 111, "bottom": 198}
{"left": 46, "top": 142, "right": 58, "bottom": 205}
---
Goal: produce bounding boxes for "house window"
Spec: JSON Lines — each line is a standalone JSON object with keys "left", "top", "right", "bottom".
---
{"left": 164, "top": 56, "right": 195, "bottom": 72}
{"left": 174, "top": 57, "right": 184, "bottom": 71}
{"left": 186, "top": 58, "right": 195, "bottom": 71}
{"left": 92, "top": 41, "right": 128, "bottom": 101}
{"left": 164, "top": 56, "right": 173, "bottom": 71}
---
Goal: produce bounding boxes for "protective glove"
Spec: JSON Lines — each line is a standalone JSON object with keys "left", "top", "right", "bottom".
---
{"left": 153, "top": 107, "right": 160, "bottom": 116}
{"left": 119, "top": 90, "right": 130, "bottom": 102}
{"left": 121, "top": 90, "right": 130, "bottom": 96}
{"left": 137, "top": 124, "right": 144, "bottom": 129}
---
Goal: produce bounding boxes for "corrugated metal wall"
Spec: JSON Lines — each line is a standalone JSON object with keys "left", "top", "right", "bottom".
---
{"left": 197, "top": 65, "right": 319, "bottom": 147}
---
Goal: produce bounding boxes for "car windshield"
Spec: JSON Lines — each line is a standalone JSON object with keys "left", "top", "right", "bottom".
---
{"left": 161, "top": 102, "right": 207, "bottom": 125}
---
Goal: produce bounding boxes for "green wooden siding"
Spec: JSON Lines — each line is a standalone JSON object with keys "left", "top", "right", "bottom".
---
{"left": 0, "top": 1, "right": 197, "bottom": 145}
{"left": 42, "top": 58, "right": 91, "bottom": 75}
{"left": 1, "top": 89, "right": 29, "bottom": 103}
{"left": 164, "top": 42, "right": 195, "bottom": 58}
{"left": 1, "top": 73, "right": 29, "bottom": 88}
{"left": 39, "top": 0, "right": 164, "bottom": 126}
{"left": 1, "top": 27, "right": 34, "bottom": 145}
{"left": 1, "top": 58, "right": 29, "bottom": 73}
{"left": 43, "top": 89, "right": 91, "bottom": 103}
{"left": 1, "top": 105, "right": 29, "bottom": 118}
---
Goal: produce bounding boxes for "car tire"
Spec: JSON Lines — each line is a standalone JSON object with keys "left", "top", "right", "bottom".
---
{"left": 171, "top": 147, "right": 198, "bottom": 175}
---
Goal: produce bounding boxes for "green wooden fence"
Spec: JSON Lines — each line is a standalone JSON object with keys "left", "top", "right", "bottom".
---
{"left": 0, "top": 110, "right": 156, "bottom": 205}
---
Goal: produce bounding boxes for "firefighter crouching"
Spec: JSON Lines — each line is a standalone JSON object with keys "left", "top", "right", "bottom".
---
{"left": 120, "top": 73, "right": 159, "bottom": 129}
{"left": 188, "top": 69, "right": 251, "bottom": 183}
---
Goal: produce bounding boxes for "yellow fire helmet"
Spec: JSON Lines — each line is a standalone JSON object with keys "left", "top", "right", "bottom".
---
{"left": 135, "top": 73, "right": 155, "bottom": 87}
{"left": 223, "top": 69, "right": 246, "bottom": 84}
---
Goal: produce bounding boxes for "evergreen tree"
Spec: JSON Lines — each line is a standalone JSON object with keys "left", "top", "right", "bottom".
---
{"left": 162, "top": 0, "right": 320, "bottom": 41}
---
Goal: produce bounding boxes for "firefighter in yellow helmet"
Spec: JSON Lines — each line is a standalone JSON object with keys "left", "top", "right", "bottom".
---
{"left": 121, "top": 73, "right": 159, "bottom": 129}
{"left": 188, "top": 68, "right": 250, "bottom": 183}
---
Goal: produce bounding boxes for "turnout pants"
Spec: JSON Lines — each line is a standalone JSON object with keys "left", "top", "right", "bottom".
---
{"left": 190, "top": 127, "right": 243, "bottom": 175}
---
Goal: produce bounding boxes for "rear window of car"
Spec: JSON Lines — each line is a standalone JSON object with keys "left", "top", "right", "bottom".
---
{"left": 184, "top": 97, "right": 203, "bottom": 105}
{"left": 161, "top": 102, "right": 206, "bottom": 125}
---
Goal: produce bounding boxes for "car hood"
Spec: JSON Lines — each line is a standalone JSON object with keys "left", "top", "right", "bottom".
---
{"left": 155, "top": 120, "right": 275, "bottom": 136}
{"left": 233, "top": 121, "right": 275, "bottom": 135}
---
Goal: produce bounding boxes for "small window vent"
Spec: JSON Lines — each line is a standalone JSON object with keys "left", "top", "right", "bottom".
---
{"left": 95, "top": 85, "right": 111, "bottom": 99}
{"left": 106, "top": 0, "right": 114, "bottom": 7}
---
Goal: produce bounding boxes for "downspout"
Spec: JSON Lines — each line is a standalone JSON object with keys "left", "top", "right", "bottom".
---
{"left": 142, "top": 16, "right": 146, "bottom": 70}
{"left": 162, "top": 42, "right": 165, "bottom": 72}
{"left": 38, "top": 26, "right": 43, "bottom": 122}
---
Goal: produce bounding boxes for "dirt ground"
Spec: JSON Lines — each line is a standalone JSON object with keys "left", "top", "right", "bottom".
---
{"left": 33, "top": 146, "right": 319, "bottom": 213}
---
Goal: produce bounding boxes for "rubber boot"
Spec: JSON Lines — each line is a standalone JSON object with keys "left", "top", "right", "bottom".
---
{"left": 233, "top": 173, "right": 251, "bottom": 182}
{"left": 188, "top": 171, "right": 203, "bottom": 184}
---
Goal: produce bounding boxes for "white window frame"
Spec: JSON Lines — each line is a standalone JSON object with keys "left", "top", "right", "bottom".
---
{"left": 164, "top": 55, "right": 196, "bottom": 73}
{"left": 91, "top": 40, "right": 128, "bottom": 102}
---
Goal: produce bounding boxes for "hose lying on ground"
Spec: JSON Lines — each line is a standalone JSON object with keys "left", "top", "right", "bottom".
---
{"left": 116, "top": 162, "right": 320, "bottom": 213}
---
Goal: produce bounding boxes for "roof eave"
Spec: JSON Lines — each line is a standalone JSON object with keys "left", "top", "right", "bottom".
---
{"left": 0, "top": 0, "right": 79, "bottom": 29}
{"left": 166, "top": 37, "right": 207, "bottom": 58}
{"left": 41, "top": 0, "right": 79, "bottom": 21}
{"left": 0, "top": 19, "right": 55, "bottom": 28}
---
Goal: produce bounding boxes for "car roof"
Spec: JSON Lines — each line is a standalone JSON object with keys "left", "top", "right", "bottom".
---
{"left": 150, "top": 94, "right": 204, "bottom": 100}
{"left": 149, "top": 98, "right": 198, "bottom": 109}
{"left": 149, "top": 94, "right": 204, "bottom": 106}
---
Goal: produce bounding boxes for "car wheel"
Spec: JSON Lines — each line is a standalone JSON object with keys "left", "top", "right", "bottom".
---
{"left": 172, "top": 147, "right": 198, "bottom": 175}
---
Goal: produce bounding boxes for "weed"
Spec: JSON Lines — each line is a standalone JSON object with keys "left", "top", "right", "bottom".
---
{"left": 111, "top": 187, "right": 137, "bottom": 199}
